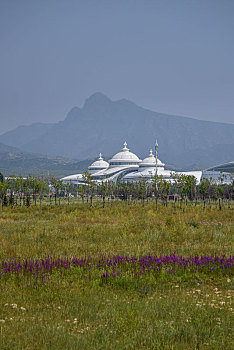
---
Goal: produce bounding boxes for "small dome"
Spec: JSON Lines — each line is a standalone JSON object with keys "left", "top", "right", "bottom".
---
{"left": 109, "top": 142, "right": 141, "bottom": 167}
{"left": 140, "top": 149, "right": 164, "bottom": 167}
{"left": 88, "top": 153, "right": 109, "bottom": 171}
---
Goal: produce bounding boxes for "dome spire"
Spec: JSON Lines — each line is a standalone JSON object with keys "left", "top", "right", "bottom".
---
{"left": 99, "top": 153, "right": 103, "bottom": 160}
{"left": 122, "top": 141, "right": 129, "bottom": 151}
{"left": 149, "top": 149, "right": 153, "bottom": 157}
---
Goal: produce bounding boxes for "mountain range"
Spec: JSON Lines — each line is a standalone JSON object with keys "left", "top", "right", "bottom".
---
{"left": 0, "top": 142, "right": 91, "bottom": 177}
{"left": 0, "top": 92, "right": 233, "bottom": 170}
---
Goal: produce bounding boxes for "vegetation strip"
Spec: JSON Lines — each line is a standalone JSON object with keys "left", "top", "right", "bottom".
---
{"left": 1, "top": 253, "right": 233, "bottom": 291}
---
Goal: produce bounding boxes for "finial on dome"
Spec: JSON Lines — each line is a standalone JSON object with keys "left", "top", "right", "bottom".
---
{"left": 122, "top": 141, "right": 129, "bottom": 151}
{"left": 149, "top": 149, "right": 153, "bottom": 157}
{"left": 98, "top": 153, "right": 103, "bottom": 160}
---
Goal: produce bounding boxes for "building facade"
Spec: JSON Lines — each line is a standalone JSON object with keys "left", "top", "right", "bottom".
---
{"left": 61, "top": 141, "right": 203, "bottom": 185}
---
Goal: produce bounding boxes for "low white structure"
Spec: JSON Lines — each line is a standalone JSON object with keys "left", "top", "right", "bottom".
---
{"left": 201, "top": 161, "right": 234, "bottom": 185}
{"left": 61, "top": 141, "right": 203, "bottom": 185}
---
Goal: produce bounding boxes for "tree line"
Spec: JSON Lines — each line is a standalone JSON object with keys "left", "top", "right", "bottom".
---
{"left": 0, "top": 171, "right": 233, "bottom": 210}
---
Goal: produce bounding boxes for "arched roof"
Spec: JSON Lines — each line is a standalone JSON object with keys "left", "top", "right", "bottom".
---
{"left": 88, "top": 153, "right": 109, "bottom": 170}
{"left": 140, "top": 149, "right": 165, "bottom": 167}
{"left": 206, "top": 161, "right": 234, "bottom": 173}
{"left": 109, "top": 142, "right": 141, "bottom": 165}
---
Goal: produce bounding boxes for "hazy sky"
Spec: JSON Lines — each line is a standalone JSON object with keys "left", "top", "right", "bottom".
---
{"left": 0, "top": 0, "right": 234, "bottom": 134}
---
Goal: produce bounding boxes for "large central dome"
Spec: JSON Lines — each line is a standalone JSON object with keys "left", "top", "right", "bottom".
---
{"left": 109, "top": 142, "right": 141, "bottom": 167}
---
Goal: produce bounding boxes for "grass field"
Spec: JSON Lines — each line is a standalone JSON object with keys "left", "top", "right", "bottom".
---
{"left": 0, "top": 201, "right": 233, "bottom": 349}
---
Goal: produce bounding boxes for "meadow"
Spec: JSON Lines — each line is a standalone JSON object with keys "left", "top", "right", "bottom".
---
{"left": 0, "top": 200, "right": 233, "bottom": 349}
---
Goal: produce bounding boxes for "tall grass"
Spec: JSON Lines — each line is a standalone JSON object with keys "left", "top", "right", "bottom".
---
{"left": 0, "top": 202, "right": 233, "bottom": 349}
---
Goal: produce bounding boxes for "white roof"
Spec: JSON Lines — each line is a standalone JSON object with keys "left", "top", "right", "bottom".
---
{"left": 124, "top": 167, "right": 171, "bottom": 179}
{"left": 124, "top": 168, "right": 202, "bottom": 183}
{"left": 109, "top": 142, "right": 141, "bottom": 164}
{"left": 140, "top": 149, "right": 164, "bottom": 167}
{"left": 93, "top": 165, "right": 138, "bottom": 177}
{"left": 61, "top": 173, "right": 83, "bottom": 181}
{"left": 176, "top": 171, "right": 202, "bottom": 183}
{"left": 88, "top": 153, "right": 109, "bottom": 170}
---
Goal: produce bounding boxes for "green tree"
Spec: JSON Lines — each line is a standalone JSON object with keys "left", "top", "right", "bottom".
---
{"left": 138, "top": 179, "right": 147, "bottom": 207}
{"left": 0, "top": 180, "right": 8, "bottom": 208}
{"left": 151, "top": 174, "right": 160, "bottom": 210}
{"left": 0, "top": 172, "right": 4, "bottom": 183}
{"left": 199, "top": 178, "right": 211, "bottom": 208}
{"left": 100, "top": 179, "right": 108, "bottom": 208}
{"left": 82, "top": 171, "right": 96, "bottom": 207}
{"left": 50, "top": 176, "right": 63, "bottom": 205}
{"left": 159, "top": 178, "right": 171, "bottom": 207}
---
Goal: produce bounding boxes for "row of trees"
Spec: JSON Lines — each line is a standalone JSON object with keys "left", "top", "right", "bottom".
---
{"left": 0, "top": 174, "right": 66, "bottom": 208}
{"left": 0, "top": 171, "right": 233, "bottom": 209}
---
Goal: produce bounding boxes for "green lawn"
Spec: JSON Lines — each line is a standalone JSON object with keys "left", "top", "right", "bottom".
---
{"left": 0, "top": 202, "right": 233, "bottom": 349}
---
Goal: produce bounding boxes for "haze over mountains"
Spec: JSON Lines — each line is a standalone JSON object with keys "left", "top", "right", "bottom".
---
{"left": 0, "top": 141, "right": 92, "bottom": 177}
{"left": 1, "top": 92, "right": 233, "bottom": 170}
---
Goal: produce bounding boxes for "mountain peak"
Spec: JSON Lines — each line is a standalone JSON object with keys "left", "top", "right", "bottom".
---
{"left": 65, "top": 106, "right": 81, "bottom": 122}
{"left": 0, "top": 92, "right": 234, "bottom": 169}
{"left": 83, "top": 92, "right": 112, "bottom": 108}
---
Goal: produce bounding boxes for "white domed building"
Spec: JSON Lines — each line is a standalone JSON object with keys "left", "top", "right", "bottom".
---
{"left": 88, "top": 153, "right": 109, "bottom": 174}
{"left": 124, "top": 149, "right": 167, "bottom": 182}
{"left": 109, "top": 142, "right": 141, "bottom": 168}
{"left": 61, "top": 141, "right": 203, "bottom": 185}
{"left": 91, "top": 142, "right": 142, "bottom": 182}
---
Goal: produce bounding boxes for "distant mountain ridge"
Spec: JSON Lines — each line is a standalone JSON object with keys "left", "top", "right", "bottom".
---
{"left": 0, "top": 142, "right": 91, "bottom": 176}
{"left": 0, "top": 123, "right": 54, "bottom": 149}
{"left": 1, "top": 92, "right": 234, "bottom": 169}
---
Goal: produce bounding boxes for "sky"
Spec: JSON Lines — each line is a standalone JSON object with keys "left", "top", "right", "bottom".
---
{"left": 0, "top": 0, "right": 234, "bottom": 134}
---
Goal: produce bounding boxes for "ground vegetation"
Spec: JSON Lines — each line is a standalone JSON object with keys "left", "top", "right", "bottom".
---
{"left": 0, "top": 193, "right": 233, "bottom": 349}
